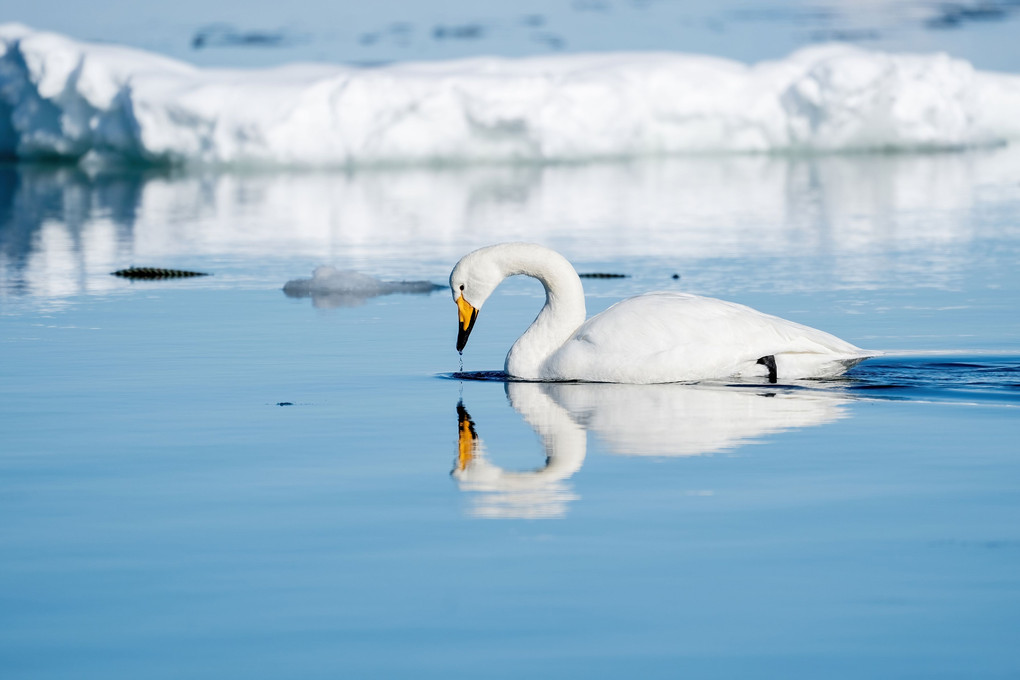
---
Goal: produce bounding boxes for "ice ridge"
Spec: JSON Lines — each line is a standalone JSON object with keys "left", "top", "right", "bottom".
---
{"left": 3, "top": 23, "right": 1020, "bottom": 166}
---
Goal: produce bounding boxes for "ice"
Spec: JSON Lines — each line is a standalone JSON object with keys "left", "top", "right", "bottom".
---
{"left": 3, "top": 23, "right": 1020, "bottom": 166}
{"left": 283, "top": 265, "right": 442, "bottom": 308}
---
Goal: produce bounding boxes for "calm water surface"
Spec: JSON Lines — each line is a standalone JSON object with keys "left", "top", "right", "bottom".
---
{"left": 1, "top": 151, "right": 1019, "bottom": 677}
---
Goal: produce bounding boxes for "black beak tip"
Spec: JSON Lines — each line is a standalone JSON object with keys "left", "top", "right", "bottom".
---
{"left": 456, "top": 309, "right": 478, "bottom": 352}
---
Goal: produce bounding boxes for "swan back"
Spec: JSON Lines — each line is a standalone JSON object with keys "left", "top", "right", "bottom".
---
{"left": 544, "top": 292, "right": 869, "bottom": 382}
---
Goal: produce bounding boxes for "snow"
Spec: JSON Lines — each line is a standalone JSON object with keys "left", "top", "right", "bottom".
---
{"left": 3, "top": 23, "right": 1020, "bottom": 166}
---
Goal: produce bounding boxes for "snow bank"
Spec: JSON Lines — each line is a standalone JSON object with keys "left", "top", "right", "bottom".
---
{"left": 283, "top": 266, "right": 442, "bottom": 308}
{"left": 3, "top": 23, "right": 1020, "bottom": 166}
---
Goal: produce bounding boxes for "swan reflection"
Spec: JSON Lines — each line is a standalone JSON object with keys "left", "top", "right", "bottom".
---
{"left": 453, "top": 381, "right": 852, "bottom": 518}
{"left": 453, "top": 386, "right": 586, "bottom": 520}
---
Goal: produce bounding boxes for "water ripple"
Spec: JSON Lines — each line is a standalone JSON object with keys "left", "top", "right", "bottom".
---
{"left": 442, "top": 355, "right": 1020, "bottom": 405}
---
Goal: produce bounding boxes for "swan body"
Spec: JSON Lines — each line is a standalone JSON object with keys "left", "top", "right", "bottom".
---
{"left": 450, "top": 243, "right": 874, "bottom": 383}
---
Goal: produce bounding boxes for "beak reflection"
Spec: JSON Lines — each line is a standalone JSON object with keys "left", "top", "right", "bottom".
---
{"left": 452, "top": 385, "right": 587, "bottom": 519}
{"left": 456, "top": 401, "right": 477, "bottom": 471}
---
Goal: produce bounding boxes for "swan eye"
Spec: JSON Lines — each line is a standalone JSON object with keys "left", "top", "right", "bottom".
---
{"left": 459, "top": 284, "right": 465, "bottom": 291}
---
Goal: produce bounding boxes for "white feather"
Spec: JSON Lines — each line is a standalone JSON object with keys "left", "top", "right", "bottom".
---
{"left": 450, "top": 243, "right": 875, "bottom": 383}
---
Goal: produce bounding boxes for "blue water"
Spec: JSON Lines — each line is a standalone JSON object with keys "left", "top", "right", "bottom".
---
{"left": 2, "top": 146, "right": 1019, "bottom": 677}
{"left": 3, "top": 0, "right": 1020, "bottom": 666}
{"left": 8, "top": 0, "right": 1020, "bottom": 71}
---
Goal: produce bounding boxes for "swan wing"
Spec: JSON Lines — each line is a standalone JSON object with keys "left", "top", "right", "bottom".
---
{"left": 544, "top": 292, "right": 868, "bottom": 382}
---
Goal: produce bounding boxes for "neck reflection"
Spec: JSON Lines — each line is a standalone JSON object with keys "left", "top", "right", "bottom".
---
{"left": 454, "top": 383, "right": 587, "bottom": 520}
{"left": 453, "top": 382, "right": 854, "bottom": 519}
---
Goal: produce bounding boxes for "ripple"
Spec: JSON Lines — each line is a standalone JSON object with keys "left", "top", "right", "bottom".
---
{"left": 441, "top": 355, "right": 1020, "bottom": 405}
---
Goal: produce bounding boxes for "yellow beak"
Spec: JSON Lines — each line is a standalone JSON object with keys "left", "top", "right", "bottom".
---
{"left": 456, "top": 294, "right": 479, "bottom": 352}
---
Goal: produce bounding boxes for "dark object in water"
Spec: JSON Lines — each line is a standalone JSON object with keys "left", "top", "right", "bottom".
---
{"left": 443, "top": 370, "right": 516, "bottom": 382}
{"left": 192, "top": 24, "right": 304, "bottom": 50}
{"left": 809, "top": 28, "right": 881, "bottom": 42}
{"left": 925, "top": 2, "right": 1012, "bottom": 29}
{"left": 533, "top": 32, "right": 566, "bottom": 50}
{"left": 578, "top": 272, "right": 628, "bottom": 279}
{"left": 672, "top": 273, "right": 681, "bottom": 279}
{"left": 112, "top": 267, "right": 210, "bottom": 280}
{"left": 277, "top": 402, "right": 294, "bottom": 407}
{"left": 432, "top": 23, "right": 485, "bottom": 40}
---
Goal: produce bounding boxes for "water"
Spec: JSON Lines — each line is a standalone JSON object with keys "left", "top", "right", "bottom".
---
{"left": 2, "top": 146, "right": 1019, "bottom": 677}
{"left": 8, "top": 0, "right": 1020, "bottom": 72}
{"left": 8, "top": 0, "right": 1020, "bottom": 668}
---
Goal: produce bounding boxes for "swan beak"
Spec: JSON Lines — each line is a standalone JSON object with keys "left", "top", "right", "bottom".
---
{"left": 456, "top": 295, "right": 479, "bottom": 352}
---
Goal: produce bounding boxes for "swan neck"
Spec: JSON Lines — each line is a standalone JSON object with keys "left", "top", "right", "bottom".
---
{"left": 502, "top": 245, "right": 586, "bottom": 379}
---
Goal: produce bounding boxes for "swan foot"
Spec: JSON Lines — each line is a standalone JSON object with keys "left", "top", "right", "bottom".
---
{"left": 756, "top": 355, "right": 778, "bottom": 383}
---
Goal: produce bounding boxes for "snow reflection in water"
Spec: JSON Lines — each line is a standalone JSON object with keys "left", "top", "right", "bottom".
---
{"left": 3, "top": 146, "right": 1020, "bottom": 304}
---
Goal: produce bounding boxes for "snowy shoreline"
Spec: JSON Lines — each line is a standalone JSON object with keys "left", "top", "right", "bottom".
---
{"left": 3, "top": 23, "right": 1020, "bottom": 168}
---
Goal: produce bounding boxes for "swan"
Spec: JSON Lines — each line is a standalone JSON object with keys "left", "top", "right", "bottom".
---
{"left": 450, "top": 243, "right": 875, "bottom": 383}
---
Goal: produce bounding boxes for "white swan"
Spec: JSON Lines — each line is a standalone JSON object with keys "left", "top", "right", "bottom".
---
{"left": 450, "top": 242, "right": 874, "bottom": 383}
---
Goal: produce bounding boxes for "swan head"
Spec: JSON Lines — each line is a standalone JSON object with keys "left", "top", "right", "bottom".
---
{"left": 449, "top": 245, "right": 508, "bottom": 352}
{"left": 450, "top": 242, "right": 584, "bottom": 355}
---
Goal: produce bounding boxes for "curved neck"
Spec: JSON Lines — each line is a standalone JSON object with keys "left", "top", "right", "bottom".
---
{"left": 497, "top": 244, "right": 587, "bottom": 379}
